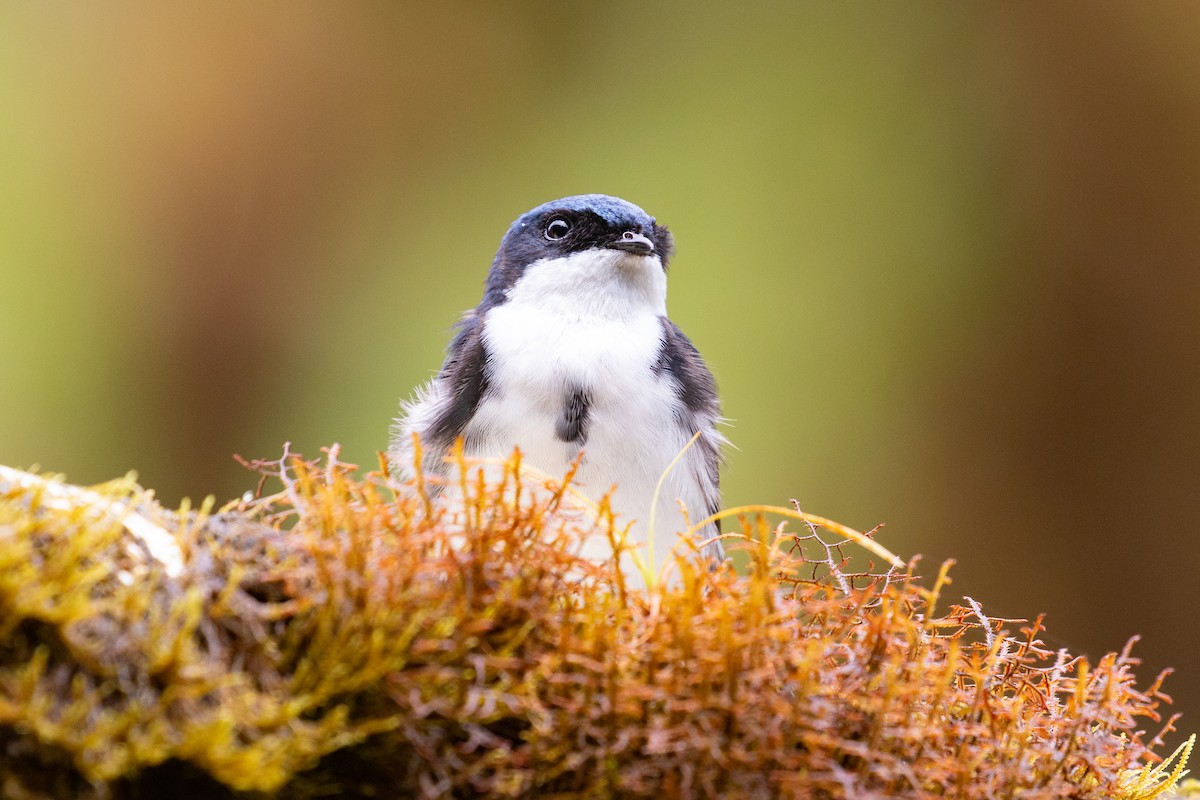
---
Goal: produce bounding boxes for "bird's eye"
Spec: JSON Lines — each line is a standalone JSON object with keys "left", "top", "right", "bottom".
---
{"left": 544, "top": 218, "right": 571, "bottom": 241}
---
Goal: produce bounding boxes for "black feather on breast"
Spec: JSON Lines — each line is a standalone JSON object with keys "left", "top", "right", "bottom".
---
{"left": 555, "top": 388, "right": 591, "bottom": 445}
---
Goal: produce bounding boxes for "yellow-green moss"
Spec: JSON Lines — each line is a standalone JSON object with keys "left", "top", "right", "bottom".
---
{"left": 0, "top": 456, "right": 1191, "bottom": 799}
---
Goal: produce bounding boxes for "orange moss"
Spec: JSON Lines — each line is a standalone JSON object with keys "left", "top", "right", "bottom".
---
{"left": 0, "top": 454, "right": 1190, "bottom": 799}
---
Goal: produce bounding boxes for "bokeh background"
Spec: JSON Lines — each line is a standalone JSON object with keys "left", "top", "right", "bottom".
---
{"left": 2, "top": 4, "right": 1197, "bottom": 746}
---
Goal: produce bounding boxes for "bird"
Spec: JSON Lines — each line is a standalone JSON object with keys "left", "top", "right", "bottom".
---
{"left": 389, "top": 194, "right": 725, "bottom": 585}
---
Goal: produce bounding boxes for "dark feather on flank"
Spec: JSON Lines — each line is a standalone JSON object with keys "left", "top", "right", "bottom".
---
{"left": 654, "top": 316, "right": 724, "bottom": 560}
{"left": 427, "top": 315, "right": 490, "bottom": 454}
{"left": 654, "top": 317, "right": 719, "bottom": 418}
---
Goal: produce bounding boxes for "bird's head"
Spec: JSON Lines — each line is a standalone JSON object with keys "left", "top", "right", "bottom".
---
{"left": 480, "top": 194, "right": 675, "bottom": 314}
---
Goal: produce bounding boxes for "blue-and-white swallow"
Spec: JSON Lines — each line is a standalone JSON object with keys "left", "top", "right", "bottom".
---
{"left": 389, "top": 194, "right": 725, "bottom": 579}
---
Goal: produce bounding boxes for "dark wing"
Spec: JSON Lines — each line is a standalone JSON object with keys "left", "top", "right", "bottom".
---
{"left": 654, "top": 316, "right": 725, "bottom": 562}
{"left": 390, "top": 311, "right": 491, "bottom": 479}
{"left": 425, "top": 313, "right": 491, "bottom": 455}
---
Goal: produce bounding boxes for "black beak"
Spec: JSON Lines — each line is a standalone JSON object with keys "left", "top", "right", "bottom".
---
{"left": 608, "top": 230, "right": 656, "bottom": 256}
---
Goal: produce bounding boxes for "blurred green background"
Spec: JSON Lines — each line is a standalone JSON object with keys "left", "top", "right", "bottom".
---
{"left": 2, "top": 4, "right": 1197, "bottom": 744}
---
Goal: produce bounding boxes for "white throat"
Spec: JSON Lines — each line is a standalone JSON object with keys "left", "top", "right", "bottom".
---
{"left": 503, "top": 248, "right": 668, "bottom": 320}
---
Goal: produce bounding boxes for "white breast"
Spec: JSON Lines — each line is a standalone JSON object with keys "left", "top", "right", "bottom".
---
{"left": 464, "top": 249, "right": 712, "bottom": 585}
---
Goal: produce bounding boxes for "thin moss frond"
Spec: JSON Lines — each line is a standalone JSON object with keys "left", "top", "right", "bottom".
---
{"left": 1119, "top": 734, "right": 1194, "bottom": 799}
